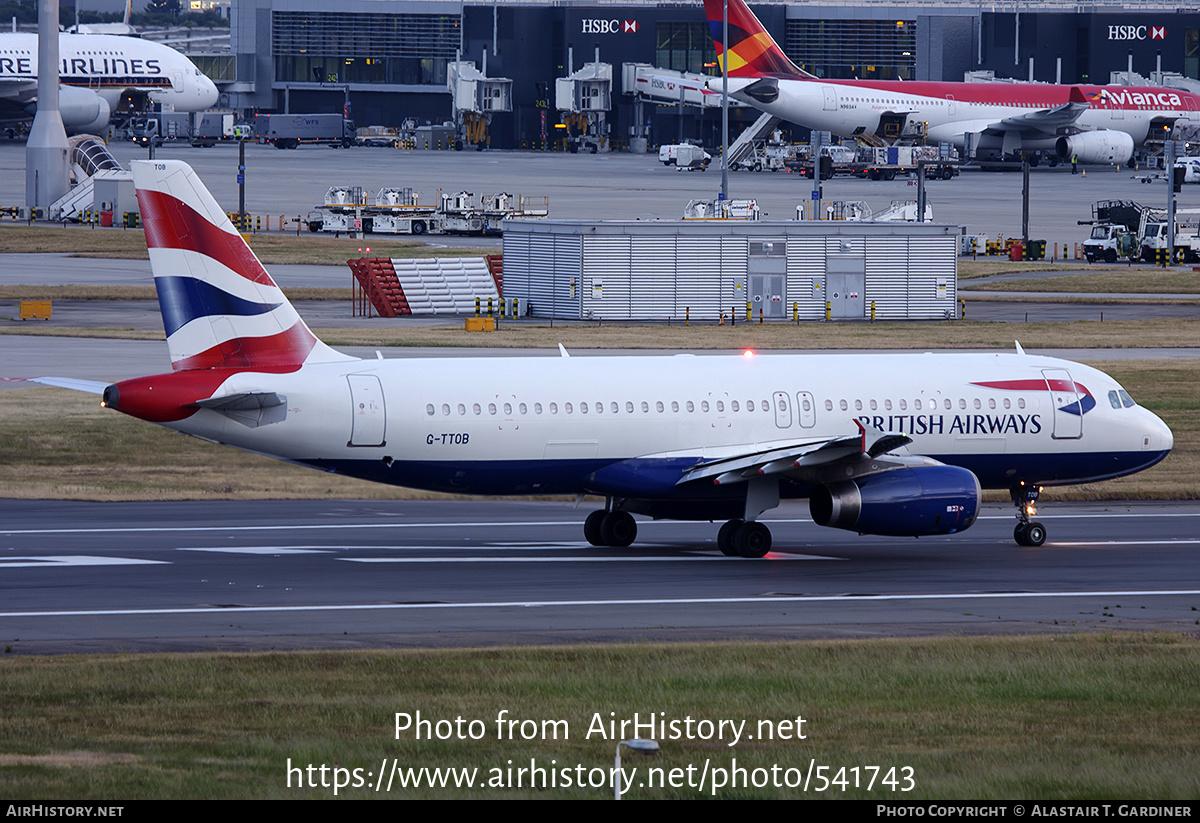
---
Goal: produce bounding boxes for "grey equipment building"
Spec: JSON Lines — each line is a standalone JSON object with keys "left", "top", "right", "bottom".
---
{"left": 501, "top": 220, "right": 959, "bottom": 322}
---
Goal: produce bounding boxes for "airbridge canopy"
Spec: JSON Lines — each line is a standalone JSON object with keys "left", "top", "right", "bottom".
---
{"left": 501, "top": 220, "right": 958, "bottom": 322}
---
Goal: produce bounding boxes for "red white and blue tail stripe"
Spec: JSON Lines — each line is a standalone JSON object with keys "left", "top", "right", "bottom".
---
{"left": 131, "top": 160, "right": 353, "bottom": 372}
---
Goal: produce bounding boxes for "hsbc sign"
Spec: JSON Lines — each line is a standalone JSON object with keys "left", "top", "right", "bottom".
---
{"left": 1107, "top": 25, "right": 1167, "bottom": 40}
{"left": 582, "top": 19, "right": 639, "bottom": 34}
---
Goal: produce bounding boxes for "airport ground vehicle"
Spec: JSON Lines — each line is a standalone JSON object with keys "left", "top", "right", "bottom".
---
{"left": 253, "top": 113, "right": 355, "bottom": 149}
{"left": 659, "top": 143, "right": 711, "bottom": 170}
{"left": 190, "top": 112, "right": 235, "bottom": 147}
{"left": 34, "top": 160, "right": 1173, "bottom": 555}
{"left": 788, "top": 144, "right": 958, "bottom": 180}
{"left": 1082, "top": 224, "right": 1137, "bottom": 263}
{"left": 311, "top": 185, "right": 548, "bottom": 236}
{"left": 129, "top": 112, "right": 190, "bottom": 145}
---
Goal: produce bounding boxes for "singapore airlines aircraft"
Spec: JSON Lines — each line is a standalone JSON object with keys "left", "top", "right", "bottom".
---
{"left": 35, "top": 161, "right": 1172, "bottom": 556}
{"left": 0, "top": 32, "right": 218, "bottom": 134}
{"left": 703, "top": 0, "right": 1200, "bottom": 164}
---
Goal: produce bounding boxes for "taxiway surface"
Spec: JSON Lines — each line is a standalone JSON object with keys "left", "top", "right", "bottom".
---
{"left": 2, "top": 498, "right": 1198, "bottom": 653}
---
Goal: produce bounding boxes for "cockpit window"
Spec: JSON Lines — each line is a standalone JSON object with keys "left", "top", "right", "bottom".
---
{"left": 1119, "top": 389, "right": 1135, "bottom": 408}
{"left": 1108, "top": 390, "right": 1121, "bottom": 409}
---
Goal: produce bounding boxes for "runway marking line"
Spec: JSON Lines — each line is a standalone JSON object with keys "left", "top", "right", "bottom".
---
{"left": 0, "top": 555, "right": 169, "bottom": 568}
{"left": 5, "top": 589, "right": 1200, "bottom": 619}
{"left": 5, "top": 511, "right": 1200, "bottom": 536}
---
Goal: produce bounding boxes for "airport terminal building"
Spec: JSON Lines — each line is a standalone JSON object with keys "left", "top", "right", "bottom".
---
{"left": 225, "top": 0, "right": 1200, "bottom": 149}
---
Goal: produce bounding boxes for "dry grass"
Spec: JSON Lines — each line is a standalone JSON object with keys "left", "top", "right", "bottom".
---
{"left": 0, "top": 286, "right": 352, "bottom": 301}
{"left": 963, "top": 269, "right": 1200, "bottom": 294}
{"left": 315, "top": 317, "right": 1200, "bottom": 351}
{"left": 958, "top": 260, "right": 1099, "bottom": 279}
{"left": 0, "top": 224, "right": 494, "bottom": 265}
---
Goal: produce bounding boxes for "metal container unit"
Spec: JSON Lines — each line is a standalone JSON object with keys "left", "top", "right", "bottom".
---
{"left": 501, "top": 220, "right": 959, "bottom": 322}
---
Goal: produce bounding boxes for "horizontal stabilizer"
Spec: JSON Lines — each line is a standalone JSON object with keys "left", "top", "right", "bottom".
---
{"left": 27, "top": 377, "right": 109, "bottom": 394}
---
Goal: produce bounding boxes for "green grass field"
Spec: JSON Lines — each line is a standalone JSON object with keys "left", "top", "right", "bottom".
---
{"left": 2, "top": 635, "right": 1198, "bottom": 799}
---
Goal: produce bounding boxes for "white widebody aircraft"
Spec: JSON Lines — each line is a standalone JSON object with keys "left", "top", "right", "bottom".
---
{"left": 0, "top": 32, "right": 218, "bottom": 133}
{"left": 703, "top": 0, "right": 1200, "bottom": 164}
{"left": 38, "top": 161, "right": 1172, "bottom": 556}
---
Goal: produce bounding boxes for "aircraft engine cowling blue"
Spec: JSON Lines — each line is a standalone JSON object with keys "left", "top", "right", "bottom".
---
{"left": 809, "top": 465, "right": 981, "bottom": 537}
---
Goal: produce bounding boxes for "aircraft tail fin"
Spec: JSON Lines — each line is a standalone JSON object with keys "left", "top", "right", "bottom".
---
{"left": 131, "top": 160, "right": 354, "bottom": 372}
{"left": 702, "top": 0, "right": 814, "bottom": 80}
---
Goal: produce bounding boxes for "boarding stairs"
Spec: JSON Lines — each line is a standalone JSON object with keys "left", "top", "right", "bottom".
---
{"left": 348, "top": 257, "right": 501, "bottom": 317}
{"left": 723, "top": 112, "right": 781, "bottom": 170}
{"left": 49, "top": 136, "right": 130, "bottom": 221}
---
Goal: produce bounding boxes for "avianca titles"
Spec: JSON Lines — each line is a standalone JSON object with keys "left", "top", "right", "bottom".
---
{"left": 0, "top": 32, "right": 218, "bottom": 134}
{"left": 702, "top": 0, "right": 1200, "bottom": 165}
{"left": 34, "top": 161, "right": 1172, "bottom": 556}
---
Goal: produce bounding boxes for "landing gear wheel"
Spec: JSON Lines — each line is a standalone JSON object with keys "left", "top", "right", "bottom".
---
{"left": 733, "top": 521, "right": 772, "bottom": 558}
{"left": 717, "top": 519, "right": 742, "bottom": 556}
{"left": 1014, "top": 521, "right": 1047, "bottom": 546}
{"left": 583, "top": 510, "right": 606, "bottom": 547}
{"left": 600, "top": 511, "right": 637, "bottom": 548}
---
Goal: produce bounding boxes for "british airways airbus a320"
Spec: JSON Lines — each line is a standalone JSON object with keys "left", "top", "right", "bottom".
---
{"left": 703, "top": 0, "right": 1200, "bottom": 164}
{"left": 36, "top": 161, "right": 1172, "bottom": 557}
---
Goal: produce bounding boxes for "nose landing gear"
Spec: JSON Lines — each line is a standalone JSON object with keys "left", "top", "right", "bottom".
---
{"left": 1011, "top": 483, "right": 1046, "bottom": 546}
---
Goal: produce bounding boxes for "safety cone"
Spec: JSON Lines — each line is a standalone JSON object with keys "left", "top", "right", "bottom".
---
{"left": 1081, "top": 168, "right": 1086, "bottom": 178}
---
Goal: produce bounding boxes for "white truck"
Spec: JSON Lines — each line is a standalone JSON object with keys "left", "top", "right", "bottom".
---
{"left": 1082, "top": 224, "right": 1137, "bottom": 263}
{"left": 659, "top": 143, "right": 711, "bottom": 170}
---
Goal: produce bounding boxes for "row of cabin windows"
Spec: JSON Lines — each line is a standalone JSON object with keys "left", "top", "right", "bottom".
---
{"left": 427, "top": 398, "right": 773, "bottom": 417}
{"left": 828, "top": 396, "right": 1029, "bottom": 412}
{"left": 425, "top": 394, "right": 1036, "bottom": 418}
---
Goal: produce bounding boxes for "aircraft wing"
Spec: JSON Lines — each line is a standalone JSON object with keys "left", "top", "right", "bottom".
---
{"left": 677, "top": 424, "right": 915, "bottom": 487}
{"left": 585, "top": 426, "right": 919, "bottom": 497}
{"left": 985, "top": 86, "right": 1089, "bottom": 136}
{"left": 0, "top": 78, "right": 39, "bottom": 106}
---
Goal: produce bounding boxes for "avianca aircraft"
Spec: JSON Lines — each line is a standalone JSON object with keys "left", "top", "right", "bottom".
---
{"left": 0, "top": 33, "right": 218, "bottom": 134}
{"left": 38, "top": 161, "right": 1172, "bottom": 555}
{"left": 703, "top": 0, "right": 1200, "bottom": 164}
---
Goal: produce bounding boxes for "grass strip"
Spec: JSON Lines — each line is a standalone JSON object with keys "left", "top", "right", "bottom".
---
{"left": 962, "top": 270, "right": 1200, "bottom": 294}
{"left": 2, "top": 635, "right": 1198, "bottom": 799}
{"left": 6, "top": 317, "right": 1200, "bottom": 349}
{"left": 0, "top": 225, "right": 494, "bottom": 266}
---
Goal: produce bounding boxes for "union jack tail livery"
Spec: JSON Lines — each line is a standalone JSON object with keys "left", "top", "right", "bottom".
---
{"left": 702, "top": 0, "right": 812, "bottom": 80}
{"left": 132, "top": 160, "right": 351, "bottom": 372}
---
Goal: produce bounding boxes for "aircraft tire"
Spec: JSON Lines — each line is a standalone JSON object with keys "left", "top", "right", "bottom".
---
{"left": 600, "top": 511, "right": 637, "bottom": 548}
{"left": 734, "top": 521, "right": 771, "bottom": 558}
{"left": 584, "top": 510, "right": 606, "bottom": 547}
{"left": 1025, "top": 522, "right": 1047, "bottom": 546}
{"left": 717, "top": 519, "right": 742, "bottom": 556}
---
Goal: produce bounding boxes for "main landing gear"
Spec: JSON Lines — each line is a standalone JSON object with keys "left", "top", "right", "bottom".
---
{"left": 583, "top": 508, "right": 637, "bottom": 548}
{"left": 716, "top": 519, "right": 772, "bottom": 558}
{"left": 1011, "top": 483, "right": 1046, "bottom": 547}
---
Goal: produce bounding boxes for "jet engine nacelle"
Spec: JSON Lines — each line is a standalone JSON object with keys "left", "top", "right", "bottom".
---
{"left": 1056, "top": 131, "right": 1135, "bottom": 165}
{"left": 809, "top": 465, "right": 981, "bottom": 537}
{"left": 59, "top": 86, "right": 112, "bottom": 135}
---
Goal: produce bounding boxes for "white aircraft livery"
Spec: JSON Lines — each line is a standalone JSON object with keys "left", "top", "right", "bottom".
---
{"left": 40, "top": 161, "right": 1173, "bottom": 556}
{"left": 0, "top": 32, "right": 218, "bottom": 133}
{"left": 703, "top": 0, "right": 1200, "bottom": 164}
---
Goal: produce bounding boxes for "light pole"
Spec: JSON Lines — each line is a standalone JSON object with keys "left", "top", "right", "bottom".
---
{"left": 615, "top": 738, "right": 659, "bottom": 800}
{"left": 720, "top": 0, "right": 729, "bottom": 202}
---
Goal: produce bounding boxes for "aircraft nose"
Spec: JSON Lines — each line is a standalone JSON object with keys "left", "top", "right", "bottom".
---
{"left": 200, "top": 75, "right": 219, "bottom": 108}
{"left": 1143, "top": 408, "right": 1173, "bottom": 454}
